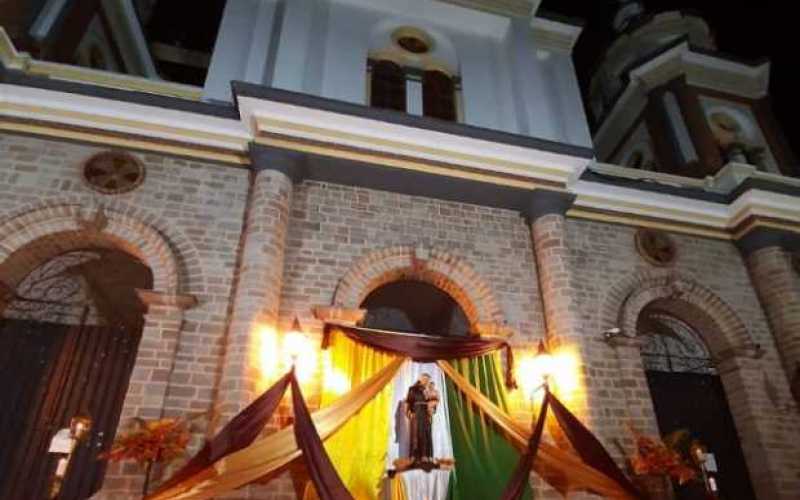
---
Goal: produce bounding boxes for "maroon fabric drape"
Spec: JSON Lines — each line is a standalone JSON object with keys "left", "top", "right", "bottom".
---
{"left": 547, "top": 392, "right": 644, "bottom": 499}
{"left": 325, "top": 325, "right": 517, "bottom": 389}
{"left": 500, "top": 391, "right": 550, "bottom": 500}
{"left": 156, "top": 370, "right": 293, "bottom": 492}
{"left": 291, "top": 376, "right": 354, "bottom": 500}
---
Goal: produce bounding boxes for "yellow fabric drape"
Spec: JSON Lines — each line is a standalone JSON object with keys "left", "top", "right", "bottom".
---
{"left": 437, "top": 360, "right": 637, "bottom": 500}
{"left": 305, "top": 331, "right": 396, "bottom": 500}
{"left": 388, "top": 476, "right": 408, "bottom": 500}
{"left": 147, "top": 357, "right": 406, "bottom": 500}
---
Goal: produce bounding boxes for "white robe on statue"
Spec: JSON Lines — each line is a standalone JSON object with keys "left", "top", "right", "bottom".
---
{"left": 384, "top": 361, "right": 453, "bottom": 500}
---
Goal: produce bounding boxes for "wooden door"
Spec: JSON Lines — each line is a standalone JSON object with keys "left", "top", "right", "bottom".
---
{"left": 646, "top": 371, "right": 757, "bottom": 500}
{"left": 0, "top": 319, "right": 142, "bottom": 499}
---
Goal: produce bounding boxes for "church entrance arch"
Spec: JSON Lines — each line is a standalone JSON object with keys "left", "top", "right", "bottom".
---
{"left": 360, "top": 279, "right": 470, "bottom": 337}
{"left": 637, "top": 302, "right": 756, "bottom": 500}
{"left": 0, "top": 246, "right": 153, "bottom": 499}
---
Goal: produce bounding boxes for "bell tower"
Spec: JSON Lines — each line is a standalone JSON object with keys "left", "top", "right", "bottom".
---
{"left": 590, "top": 4, "right": 797, "bottom": 178}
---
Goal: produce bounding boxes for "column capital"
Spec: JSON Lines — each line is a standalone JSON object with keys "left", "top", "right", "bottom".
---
{"left": 524, "top": 190, "right": 575, "bottom": 224}
{"left": 136, "top": 289, "right": 198, "bottom": 310}
{"left": 735, "top": 226, "right": 800, "bottom": 257}
{"left": 313, "top": 306, "right": 366, "bottom": 326}
{"left": 249, "top": 143, "right": 307, "bottom": 183}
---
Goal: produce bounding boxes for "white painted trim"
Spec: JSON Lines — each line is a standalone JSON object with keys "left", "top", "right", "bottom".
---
{"left": 239, "top": 95, "right": 589, "bottom": 183}
{"left": 0, "top": 84, "right": 250, "bottom": 151}
{"left": 0, "top": 80, "right": 797, "bottom": 235}
{"left": 29, "top": 0, "right": 70, "bottom": 41}
{"left": 531, "top": 16, "right": 583, "bottom": 53}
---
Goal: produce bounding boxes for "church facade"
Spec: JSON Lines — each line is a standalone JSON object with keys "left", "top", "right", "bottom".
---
{"left": 0, "top": 1, "right": 798, "bottom": 499}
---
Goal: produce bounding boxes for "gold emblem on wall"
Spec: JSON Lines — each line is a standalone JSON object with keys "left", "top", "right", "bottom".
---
{"left": 635, "top": 228, "right": 677, "bottom": 267}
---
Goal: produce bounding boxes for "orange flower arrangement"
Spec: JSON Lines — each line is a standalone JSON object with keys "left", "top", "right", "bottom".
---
{"left": 102, "top": 417, "right": 192, "bottom": 466}
{"left": 629, "top": 428, "right": 698, "bottom": 485}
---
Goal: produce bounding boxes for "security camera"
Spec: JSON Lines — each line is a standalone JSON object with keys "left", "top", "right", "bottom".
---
{"left": 602, "top": 327, "right": 621, "bottom": 341}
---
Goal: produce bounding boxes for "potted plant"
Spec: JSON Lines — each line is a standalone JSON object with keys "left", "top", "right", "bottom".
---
{"left": 101, "top": 413, "right": 204, "bottom": 497}
{"left": 628, "top": 427, "right": 699, "bottom": 500}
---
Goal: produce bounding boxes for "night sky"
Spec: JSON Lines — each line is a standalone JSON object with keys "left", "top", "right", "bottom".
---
{"left": 543, "top": 1, "right": 800, "bottom": 155}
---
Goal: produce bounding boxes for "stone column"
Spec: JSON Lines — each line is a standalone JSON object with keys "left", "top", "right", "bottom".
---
{"left": 527, "top": 191, "right": 580, "bottom": 344}
{"left": 525, "top": 191, "right": 595, "bottom": 422}
{"left": 215, "top": 145, "right": 301, "bottom": 423}
{"left": 739, "top": 228, "right": 800, "bottom": 390}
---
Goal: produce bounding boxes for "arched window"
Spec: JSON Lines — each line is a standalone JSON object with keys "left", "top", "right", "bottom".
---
{"left": 638, "top": 310, "right": 715, "bottom": 374}
{"left": 360, "top": 280, "right": 470, "bottom": 337}
{"left": 422, "top": 70, "right": 457, "bottom": 122}
{"left": 370, "top": 60, "right": 406, "bottom": 112}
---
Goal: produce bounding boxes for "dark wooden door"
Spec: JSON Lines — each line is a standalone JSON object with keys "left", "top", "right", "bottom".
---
{"left": 0, "top": 319, "right": 141, "bottom": 500}
{"left": 645, "top": 371, "right": 757, "bottom": 500}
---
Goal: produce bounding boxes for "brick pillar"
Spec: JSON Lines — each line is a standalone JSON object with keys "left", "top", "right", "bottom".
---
{"left": 739, "top": 231, "right": 800, "bottom": 387}
{"left": 526, "top": 191, "right": 594, "bottom": 421}
{"left": 216, "top": 145, "right": 300, "bottom": 423}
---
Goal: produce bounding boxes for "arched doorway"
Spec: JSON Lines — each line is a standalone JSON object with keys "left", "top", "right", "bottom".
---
{"left": 360, "top": 280, "right": 470, "bottom": 336}
{"left": 638, "top": 304, "right": 756, "bottom": 500}
{"left": 0, "top": 248, "right": 152, "bottom": 499}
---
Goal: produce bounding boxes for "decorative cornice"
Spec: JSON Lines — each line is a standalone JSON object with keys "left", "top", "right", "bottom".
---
{"left": 313, "top": 306, "right": 367, "bottom": 326}
{"left": 249, "top": 143, "right": 307, "bottom": 182}
{"left": 434, "top": 0, "right": 535, "bottom": 18}
{"left": 531, "top": 15, "right": 583, "bottom": 53}
{"left": 136, "top": 290, "right": 199, "bottom": 310}
{"left": 735, "top": 227, "right": 800, "bottom": 256}
{"left": 525, "top": 190, "right": 576, "bottom": 223}
{"left": 1, "top": 28, "right": 201, "bottom": 100}
{"left": 474, "top": 321, "right": 515, "bottom": 339}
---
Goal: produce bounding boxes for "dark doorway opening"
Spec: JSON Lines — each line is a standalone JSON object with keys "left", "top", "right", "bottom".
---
{"left": 639, "top": 310, "right": 756, "bottom": 500}
{"left": 361, "top": 280, "right": 470, "bottom": 337}
{"left": 0, "top": 248, "right": 153, "bottom": 499}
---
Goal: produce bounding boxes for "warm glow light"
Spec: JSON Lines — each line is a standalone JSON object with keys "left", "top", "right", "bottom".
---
{"left": 321, "top": 351, "right": 351, "bottom": 398}
{"left": 255, "top": 325, "right": 280, "bottom": 392}
{"left": 516, "top": 341, "right": 582, "bottom": 406}
{"left": 254, "top": 321, "right": 318, "bottom": 392}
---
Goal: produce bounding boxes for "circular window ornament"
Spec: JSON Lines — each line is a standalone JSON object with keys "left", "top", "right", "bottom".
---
{"left": 82, "top": 151, "right": 145, "bottom": 195}
{"left": 635, "top": 228, "right": 677, "bottom": 267}
{"left": 392, "top": 27, "right": 433, "bottom": 55}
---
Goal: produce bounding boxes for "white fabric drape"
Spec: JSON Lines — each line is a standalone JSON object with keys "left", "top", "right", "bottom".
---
{"left": 384, "top": 361, "right": 453, "bottom": 500}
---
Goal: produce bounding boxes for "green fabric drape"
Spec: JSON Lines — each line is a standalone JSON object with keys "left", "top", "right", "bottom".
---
{"left": 445, "top": 354, "right": 533, "bottom": 500}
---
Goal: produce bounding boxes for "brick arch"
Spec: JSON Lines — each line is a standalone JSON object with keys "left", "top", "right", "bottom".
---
{"left": 333, "top": 246, "right": 504, "bottom": 328}
{"left": 0, "top": 201, "right": 190, "bottom": 295}
{"left": 600, "top": 270, "right": 751, "bottom": 356}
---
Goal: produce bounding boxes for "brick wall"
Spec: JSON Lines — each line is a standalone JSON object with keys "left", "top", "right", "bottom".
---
{"left": 564, "top": 218, "right": 800, "bottom": 499}
{"left": 0, "top": 133, "right": 249, "bottom": 495}
{"left": 279, "top": 181, "right": 545, "bottom": 343}
{"left": 1, "top": 131, "right": 797, "bottom": 499}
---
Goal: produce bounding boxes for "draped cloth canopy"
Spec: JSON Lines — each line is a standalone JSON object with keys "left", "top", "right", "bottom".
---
{"left": 323, "top": 325, "right": 517, "bottom": 389}
{"left": 148, "top": 326, "right": 641, "bottom": 500}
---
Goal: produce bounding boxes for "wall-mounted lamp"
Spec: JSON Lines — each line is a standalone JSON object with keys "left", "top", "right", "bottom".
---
{"left": 281, "top": 317, "right": 317, "bottom": 385}
{"left": 601, "top": 327, "right": 637, "bottom": 344}
{"left": 284, "top": 317, "right": 307, "bottom": 365}
{"left": 534, "top": 340, "right": 554, "bottom": 388}
{"left": 518, "top": 340, "right": 555, "bottom": 398}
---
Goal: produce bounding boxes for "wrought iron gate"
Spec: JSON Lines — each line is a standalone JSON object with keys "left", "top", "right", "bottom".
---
{"left": 0, "top": 248, "right": 150, "bottom": 499}
{"left": 640, "top": 311, "right": 756, "bottom": 500}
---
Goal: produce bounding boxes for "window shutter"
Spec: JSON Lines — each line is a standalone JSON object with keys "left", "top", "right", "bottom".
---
{"left": 370, "top": 60, "right": 406, "bottom": 112}
{"left": 423, "top": 70, "right": 456, "bottom": 122}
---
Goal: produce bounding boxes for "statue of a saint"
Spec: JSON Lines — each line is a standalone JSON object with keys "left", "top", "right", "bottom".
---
{"left": 405, "top": 373, "right": 434, "bottom": 463}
